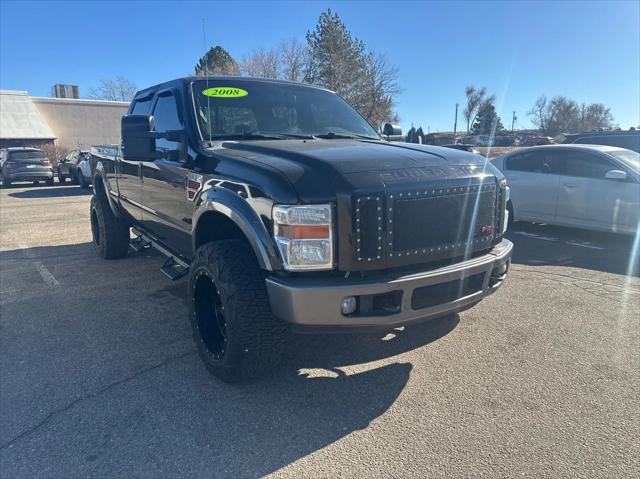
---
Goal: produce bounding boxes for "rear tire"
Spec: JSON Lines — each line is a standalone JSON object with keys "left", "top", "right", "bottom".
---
{"left": 188, "top": 239, "right": 287, "bottom": 383}
{"left": 0, "top": 176, "right": 10, "bottom": 188}
{"left": 90, "top": 194, "right": 130, "bottom": 259}
{"left": 58, "top": 171, "right": 66, "bottom": 183}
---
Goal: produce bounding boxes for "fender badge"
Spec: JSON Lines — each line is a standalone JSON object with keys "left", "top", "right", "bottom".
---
{"left": 186, "top": 173, "right": 203, "bottom": 201}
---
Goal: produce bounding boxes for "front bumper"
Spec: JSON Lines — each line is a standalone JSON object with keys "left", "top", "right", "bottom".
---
{"left": 266, "top": 239, "right": 512, "bottom": 329}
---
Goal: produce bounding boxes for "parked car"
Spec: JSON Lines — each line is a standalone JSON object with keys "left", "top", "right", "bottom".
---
{"left": 492, "top": 145, "right": 640, "bottom": 234}
{"left": 0, "top": 147, "right": 54, "bottom": 187}
{"left": 520, "top": 135, "right": 553, "bottom": 146}
{"left": 56, "top": 150, "right": 91, "bottom": 185}
{"left": 562, "top": 130, "right": 640, "bottom": 153}
{"left": 77, "top": 153, "right": 93, "bottom": 188}
{"left": 89, "top": 76, "right": 512, "bottom": 382}
{"left": 441, "top": 144, "right": 480, "bottom": 154}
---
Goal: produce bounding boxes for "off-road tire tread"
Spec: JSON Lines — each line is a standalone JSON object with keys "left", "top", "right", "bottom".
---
{"left": 91, "top": 193, "right": 129, "bottom": 259}
{"left": 189, "top": 239, "right": 287, "bottom": 383}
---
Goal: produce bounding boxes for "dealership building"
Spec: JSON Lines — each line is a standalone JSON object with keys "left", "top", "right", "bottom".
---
{"left": 0, "top": 89, "right": 128, "bottom": 151}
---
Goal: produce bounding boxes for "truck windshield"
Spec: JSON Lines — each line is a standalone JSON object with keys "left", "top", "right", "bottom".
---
{"left": 191, "top": 80, "right": 380, "bottom": 141}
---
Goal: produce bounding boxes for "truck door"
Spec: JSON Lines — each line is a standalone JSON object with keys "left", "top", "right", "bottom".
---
{"left": 139, "top": 90, "right": 192, "bottom": 256}
{"left": 117, "top": 95, "right": 154, "bottom": 221}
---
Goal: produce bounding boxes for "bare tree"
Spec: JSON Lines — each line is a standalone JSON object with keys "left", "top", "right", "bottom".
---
{"left": 357, "top": 51, "right": 401, "bottom": 129}
{"left": 584, "top": 103, "right": 613, "bottom": 130}
{"left": 463, "top": 86, "right": 488, "bottom": 133}
{"left": 88, "top": 77, "right": 137, "bottom": 102}
{"left": 242, "top": 48, "right": 279, "bottom": 78}
{"left": 279, "top": 38, "right": 306, "bottom": 82}
{"left": 528, "top": 95, "right": 548, "bottom": 132}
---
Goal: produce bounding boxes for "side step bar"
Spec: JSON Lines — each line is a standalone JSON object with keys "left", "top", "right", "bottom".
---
{"left": 131, "top": 228, "right": 189, "bottom": 281}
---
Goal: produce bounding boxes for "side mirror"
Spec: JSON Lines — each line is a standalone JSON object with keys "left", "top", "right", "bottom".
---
{"left": 122, "top": 115, "right": 156, "bottom": 161}
{"left": 382, "top": 123, "right": 402, "bottom": 137}
{"left": 604, "top": 169, "right": 628, "bottom": 181}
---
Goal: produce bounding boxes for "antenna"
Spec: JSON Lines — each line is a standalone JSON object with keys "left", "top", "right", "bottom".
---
{"left": 202, "top": 18, "right": 212, "bottom": 143}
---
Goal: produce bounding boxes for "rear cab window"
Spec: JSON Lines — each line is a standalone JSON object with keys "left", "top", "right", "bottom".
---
{"left": 130, "top": 94, "right": 153, "bottom": 115}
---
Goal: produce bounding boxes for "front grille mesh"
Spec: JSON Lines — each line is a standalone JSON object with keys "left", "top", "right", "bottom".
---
{"left": 352, "top": 181, "right": 499, "bottom": 266}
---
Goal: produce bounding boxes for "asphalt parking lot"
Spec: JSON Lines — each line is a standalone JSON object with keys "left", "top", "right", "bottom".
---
{"left": 1, "top": 184, "right": 638, "bottom": 478}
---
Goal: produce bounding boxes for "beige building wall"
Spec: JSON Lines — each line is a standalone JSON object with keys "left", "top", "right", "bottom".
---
{"left": 32, "top": 97, "right": 129, "bottom": 150}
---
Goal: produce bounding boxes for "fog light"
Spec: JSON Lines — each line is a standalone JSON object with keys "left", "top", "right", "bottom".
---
{"left": 341, "top": 296, "right": 357, "bottom": 315}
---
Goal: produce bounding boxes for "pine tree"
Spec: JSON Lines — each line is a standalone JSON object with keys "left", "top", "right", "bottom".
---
{"left": 304, "top": 9, "right": 399, "bottom": 127}
{"left": 471, "top": 102, "right": 504, "bottom": 135}
{"left": 195, "top": 46, "right": 240, "bottom": 76}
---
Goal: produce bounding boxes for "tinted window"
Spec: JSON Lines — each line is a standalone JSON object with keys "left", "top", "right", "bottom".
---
{"left": 506, "top": 151, "right": 559, "bottom": 173}
{"left": 559, "top": 151, "right": 614, "bottom": 179}
{"left": 8, "top": 150, "right": 45, "bottom": 161}
{"left": 152, "top": 92, "right": 182, "bottom": 154}
{"left": 575, "top": 135, "right": 640, "bottom": 152}
{"left": 153, "top": 93, "right": 182, "bottom": 132}
{"left": 131, "top": 97, "right": 152, "bottom": 115}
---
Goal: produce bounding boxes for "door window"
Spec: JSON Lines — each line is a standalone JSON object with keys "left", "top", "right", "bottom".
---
{"left": 558, "top": 151, "right": 615, "bottom": 179}
{"left": 152, "top": 92, "right": 182, "bottom": 154}
{"left": 506, "top": 151, "right": 559, "bottom": 174}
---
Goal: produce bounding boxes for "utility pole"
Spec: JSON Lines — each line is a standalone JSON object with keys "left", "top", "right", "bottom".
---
{"left": 511, "top": 111, "right": 517, "bottom": 132}
{"left": 453, "top": 103, "right": 459, "bottom": 137}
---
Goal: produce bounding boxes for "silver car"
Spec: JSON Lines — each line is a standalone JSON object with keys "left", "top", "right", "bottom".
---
{"left": 492, "top": 144, "right": 640, "bottom": 235}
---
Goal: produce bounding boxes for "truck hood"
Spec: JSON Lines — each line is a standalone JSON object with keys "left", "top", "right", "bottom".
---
{"left": 211, "top": 139, "right": 500, "bottom": 201}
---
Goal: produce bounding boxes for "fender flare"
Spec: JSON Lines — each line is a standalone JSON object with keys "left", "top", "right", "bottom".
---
{"left": 192, "top": 188, "right": 281, "bottom": 271}
{"left": 93, "top": 162, "right": 121, "bottom": 218}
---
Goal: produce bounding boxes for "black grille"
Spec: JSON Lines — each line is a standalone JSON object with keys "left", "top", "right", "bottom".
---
{"left": 391, "top": 184, "right": 496, "bottom": 255}
{"left": 351, "top": 181, "right": 499, "bottom": 268}
{"left": 411, "top": 273, "right": 485, "bottom": 309}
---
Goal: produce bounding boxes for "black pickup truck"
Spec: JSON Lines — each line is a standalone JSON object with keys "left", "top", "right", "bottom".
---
{"left": 90, "top": 77, "right": 512, "bottom": 382}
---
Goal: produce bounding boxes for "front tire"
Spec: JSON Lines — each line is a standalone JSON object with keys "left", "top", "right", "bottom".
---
{"left": 0, "top": 176, "right": 10, "bottom": 188}
{"left": 58, "top": 170, "right": 66, "bottom": 183}
{"left": 90, "top": 194, "right": 130, "bottom": 259}
{"left": 46, "top": 177, "right": 54, "bottom": 186}
{"left": 188, "top": 239, "right": 286, "bottom": 383}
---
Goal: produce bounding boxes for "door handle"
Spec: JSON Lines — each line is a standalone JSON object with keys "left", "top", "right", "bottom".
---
{"left": 563, "top": 183, "right": 576, "bottom": 188}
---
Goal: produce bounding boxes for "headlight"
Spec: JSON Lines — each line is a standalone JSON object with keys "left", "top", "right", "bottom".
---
{"left": 273, "top": 204, "right": 334, "bottom": 271}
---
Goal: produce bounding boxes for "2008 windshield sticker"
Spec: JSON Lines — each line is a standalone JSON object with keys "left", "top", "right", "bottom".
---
{"left": 202, "top": 87, "right": 248, "bottom": 98}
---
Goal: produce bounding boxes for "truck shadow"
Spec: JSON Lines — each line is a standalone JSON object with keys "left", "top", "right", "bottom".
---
{"left": 7, "top": 185, "right": 91, "bottom": 198}
{"left": 506, "top": 222, "right": 639, "bottom": 276}
{"left": 0, "top": 241, "right": 459, "bottom": 478}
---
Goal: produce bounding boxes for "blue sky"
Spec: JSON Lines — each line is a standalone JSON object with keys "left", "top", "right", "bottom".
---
{"left": 1, "top": 0, "right": 638, "bottom": 132}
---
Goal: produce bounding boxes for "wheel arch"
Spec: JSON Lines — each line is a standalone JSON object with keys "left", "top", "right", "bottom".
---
{"left": 192, "top": 188, "right": 282, "bottom": 271}
{"left": 93, "top": 162, "right": 121, "bottom": 218}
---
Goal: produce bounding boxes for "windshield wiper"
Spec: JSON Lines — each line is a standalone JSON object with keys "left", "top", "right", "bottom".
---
{"left": 314, "top": 132, "right": 379, "bottom": 140}
{"left": 259, "top": 131, "right": 317, "bottom": 140}
{"left": 208, "top": 132, "right": 286, "bottom": 141}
